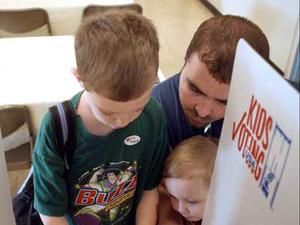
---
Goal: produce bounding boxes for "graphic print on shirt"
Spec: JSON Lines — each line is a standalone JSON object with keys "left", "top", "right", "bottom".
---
{"left": 73, "top": 161, "right": 138, "bottom": 225}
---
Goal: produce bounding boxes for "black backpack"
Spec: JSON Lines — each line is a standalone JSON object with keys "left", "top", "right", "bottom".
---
{"left": 12, "top": 100, "right": 76, "bottom": 225}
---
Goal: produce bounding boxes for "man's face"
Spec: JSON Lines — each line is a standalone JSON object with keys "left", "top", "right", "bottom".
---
{"left": 179, "top": 53, "right": 230, "bottom": 128}
{"left": 165, "top": 177, "right": 209, "bottom": 222}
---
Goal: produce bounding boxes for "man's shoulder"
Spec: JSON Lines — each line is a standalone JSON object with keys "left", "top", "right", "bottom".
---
{"left": 152, "top": 73, "right": 180, "bottom": 98}
{"left": 151, "top": 73, "right": 181, "bottom": 111}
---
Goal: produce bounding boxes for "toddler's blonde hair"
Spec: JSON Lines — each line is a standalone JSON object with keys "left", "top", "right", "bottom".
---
{"left": 164, "top": 136, "right": 218, "bottom": 184}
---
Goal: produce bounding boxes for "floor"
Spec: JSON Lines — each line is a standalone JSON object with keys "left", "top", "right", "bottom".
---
{"left": 136, "top": 0, "right": 213, "bottom": 78}
{"left": 8, "top": 168, "right": 30, "bottom": 197}
{"left": 7, "top": 0, "right": 213, "bottom": 197}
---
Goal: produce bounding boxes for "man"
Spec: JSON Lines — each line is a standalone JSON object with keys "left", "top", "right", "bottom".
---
{"left": 152, "top": 15, "right": 270, "bottom": 148}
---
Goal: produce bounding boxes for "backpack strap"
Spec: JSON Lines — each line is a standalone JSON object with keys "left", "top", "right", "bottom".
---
{"left": 49, "top": 100, "right": 76, "bottom": 170}
{"left": 15, "top": 100, "right": 76, "bottom": 195}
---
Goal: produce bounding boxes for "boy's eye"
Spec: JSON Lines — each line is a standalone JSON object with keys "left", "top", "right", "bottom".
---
{"left": 102, "top": 111, "right": 113, "bottom": 116}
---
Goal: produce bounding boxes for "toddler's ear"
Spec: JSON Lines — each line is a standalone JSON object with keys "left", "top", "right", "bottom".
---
{"left": 159, "top": 179, "right": 168, "bottom": 194}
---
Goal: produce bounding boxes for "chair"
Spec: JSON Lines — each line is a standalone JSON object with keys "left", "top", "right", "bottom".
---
{"left": 83, "top": 3, "right": 143, "bottom": 19}
{"left": 0, "top": 8, "right": 51, "bottom": 37}
{"left": 0, "top": 105, "right": 34, "bottom": 171}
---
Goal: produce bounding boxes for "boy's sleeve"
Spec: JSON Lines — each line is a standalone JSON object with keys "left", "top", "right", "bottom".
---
{"left": 143, "top": 104, "right": 170, "bottom": 190}
{"left": 33, "top": 112, "right": 68, "bottom": 216}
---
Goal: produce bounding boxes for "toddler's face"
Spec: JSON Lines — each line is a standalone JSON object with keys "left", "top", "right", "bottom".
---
{"left": 164, "top": 177, "right": 209, "bottom": 222}
{"left": 85, "top": 86, "right": 153, "bottom": 129}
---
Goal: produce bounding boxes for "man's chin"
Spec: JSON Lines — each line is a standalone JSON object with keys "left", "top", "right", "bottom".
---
{"left": 187, "top": 117, "right": 210, "bottom": 128}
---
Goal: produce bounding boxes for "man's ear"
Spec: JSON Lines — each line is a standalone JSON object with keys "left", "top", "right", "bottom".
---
{"left": 71, "top": 67, "right": 84, "bottom": 88}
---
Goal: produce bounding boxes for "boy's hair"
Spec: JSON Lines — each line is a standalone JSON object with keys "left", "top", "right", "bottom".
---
{"left": 75, "top": 10, "right": 159, "bottom": 101}
{"left": 164, "top": 136, "right": 217, "bottom": 184}
{"left": 185, "top": 15, "right": 270, "bottom": 84}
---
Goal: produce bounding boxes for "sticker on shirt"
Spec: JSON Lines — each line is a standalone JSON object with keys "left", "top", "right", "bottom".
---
{"left": 124, "top": 135, "right": 141, "bottom": 146}
{"left": 73, "top": 161, "right": 138, "bottom": 225}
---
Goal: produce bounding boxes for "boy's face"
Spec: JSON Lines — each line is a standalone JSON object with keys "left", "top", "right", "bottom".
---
{"left": 164, "top": 177, "right": 209, "bottom": 222}
{"left": 179, "top": 53, "right": 230, "bottom": 128}
{"left": 85, "top": 86, "right": 153, "bottom": 129}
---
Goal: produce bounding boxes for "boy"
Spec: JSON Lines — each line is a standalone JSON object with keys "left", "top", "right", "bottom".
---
{"left": 157, "top": 136, "right": 218, "bottom": 225}
{"left": 33, "top": 11, "right": 168, "bottom": 225}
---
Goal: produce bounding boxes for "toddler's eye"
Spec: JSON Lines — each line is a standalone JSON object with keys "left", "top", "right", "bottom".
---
{"left": 188, "top": 199, "right": 198, "bottom": 204}
{"left": 170, "top": 195, "right": 178, "bottom": 202}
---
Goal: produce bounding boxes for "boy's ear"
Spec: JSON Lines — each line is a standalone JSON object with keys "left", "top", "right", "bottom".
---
{"left": 71, "top": 67, "right": 84, "bottom": 88}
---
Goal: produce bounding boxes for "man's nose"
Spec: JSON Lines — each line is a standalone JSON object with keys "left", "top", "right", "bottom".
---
{"left": 195, "top": 98, "right": 213, "bottom": 118}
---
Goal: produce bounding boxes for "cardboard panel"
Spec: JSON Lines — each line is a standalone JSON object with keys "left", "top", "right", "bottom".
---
{"left": 203, "top": 40, "right": 299, "bottom": 225}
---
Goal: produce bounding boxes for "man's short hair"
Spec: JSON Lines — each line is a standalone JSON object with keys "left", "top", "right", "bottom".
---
{"left": 75, "top": 10, "right": 159, "bottom": 101}
{"left": 185, "top": 15, "right": 270, "bottom": 83}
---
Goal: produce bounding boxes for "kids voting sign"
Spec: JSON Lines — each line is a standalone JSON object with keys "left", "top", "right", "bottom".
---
{"left": 203, "top": 40, "right": 299, "bottom": 225}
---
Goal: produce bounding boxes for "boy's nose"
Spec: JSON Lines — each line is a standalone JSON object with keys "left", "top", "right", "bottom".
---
{"left": 114, "top": 114, "right": 131, "bottom": 128}
{"left": 114, "top": 118, "right": 128, "bottom": 128}
{"left": 195, "top": 98, "right": 213, "bottom": 118}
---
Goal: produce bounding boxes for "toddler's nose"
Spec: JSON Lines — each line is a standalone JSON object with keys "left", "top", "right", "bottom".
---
{"left": 177, "top": 201, "right": 189, "bottom": 217}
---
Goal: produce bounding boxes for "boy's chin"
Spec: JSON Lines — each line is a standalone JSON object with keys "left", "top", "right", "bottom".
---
{"left": 111, "top": 125, "right": 121, "bottom": 129}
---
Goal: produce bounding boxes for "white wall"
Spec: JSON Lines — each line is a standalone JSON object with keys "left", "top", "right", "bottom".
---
{"left": 208, "top": 0, "right": 299, "bottom": 77}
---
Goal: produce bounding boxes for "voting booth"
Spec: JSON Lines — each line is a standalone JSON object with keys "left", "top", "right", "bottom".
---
{"left": 203, "top": 40, "right": 299, "bottom": 225}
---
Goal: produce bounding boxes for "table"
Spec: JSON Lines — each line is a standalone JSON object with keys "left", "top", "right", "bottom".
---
{"left": 0, "top": 36, "right": 81, "bottom": 135}
{"left": 0, "top": 0, "right": 133, "bottom": 35}
{"left": 0, "top": 35, "right": 165, "bottom": 135}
